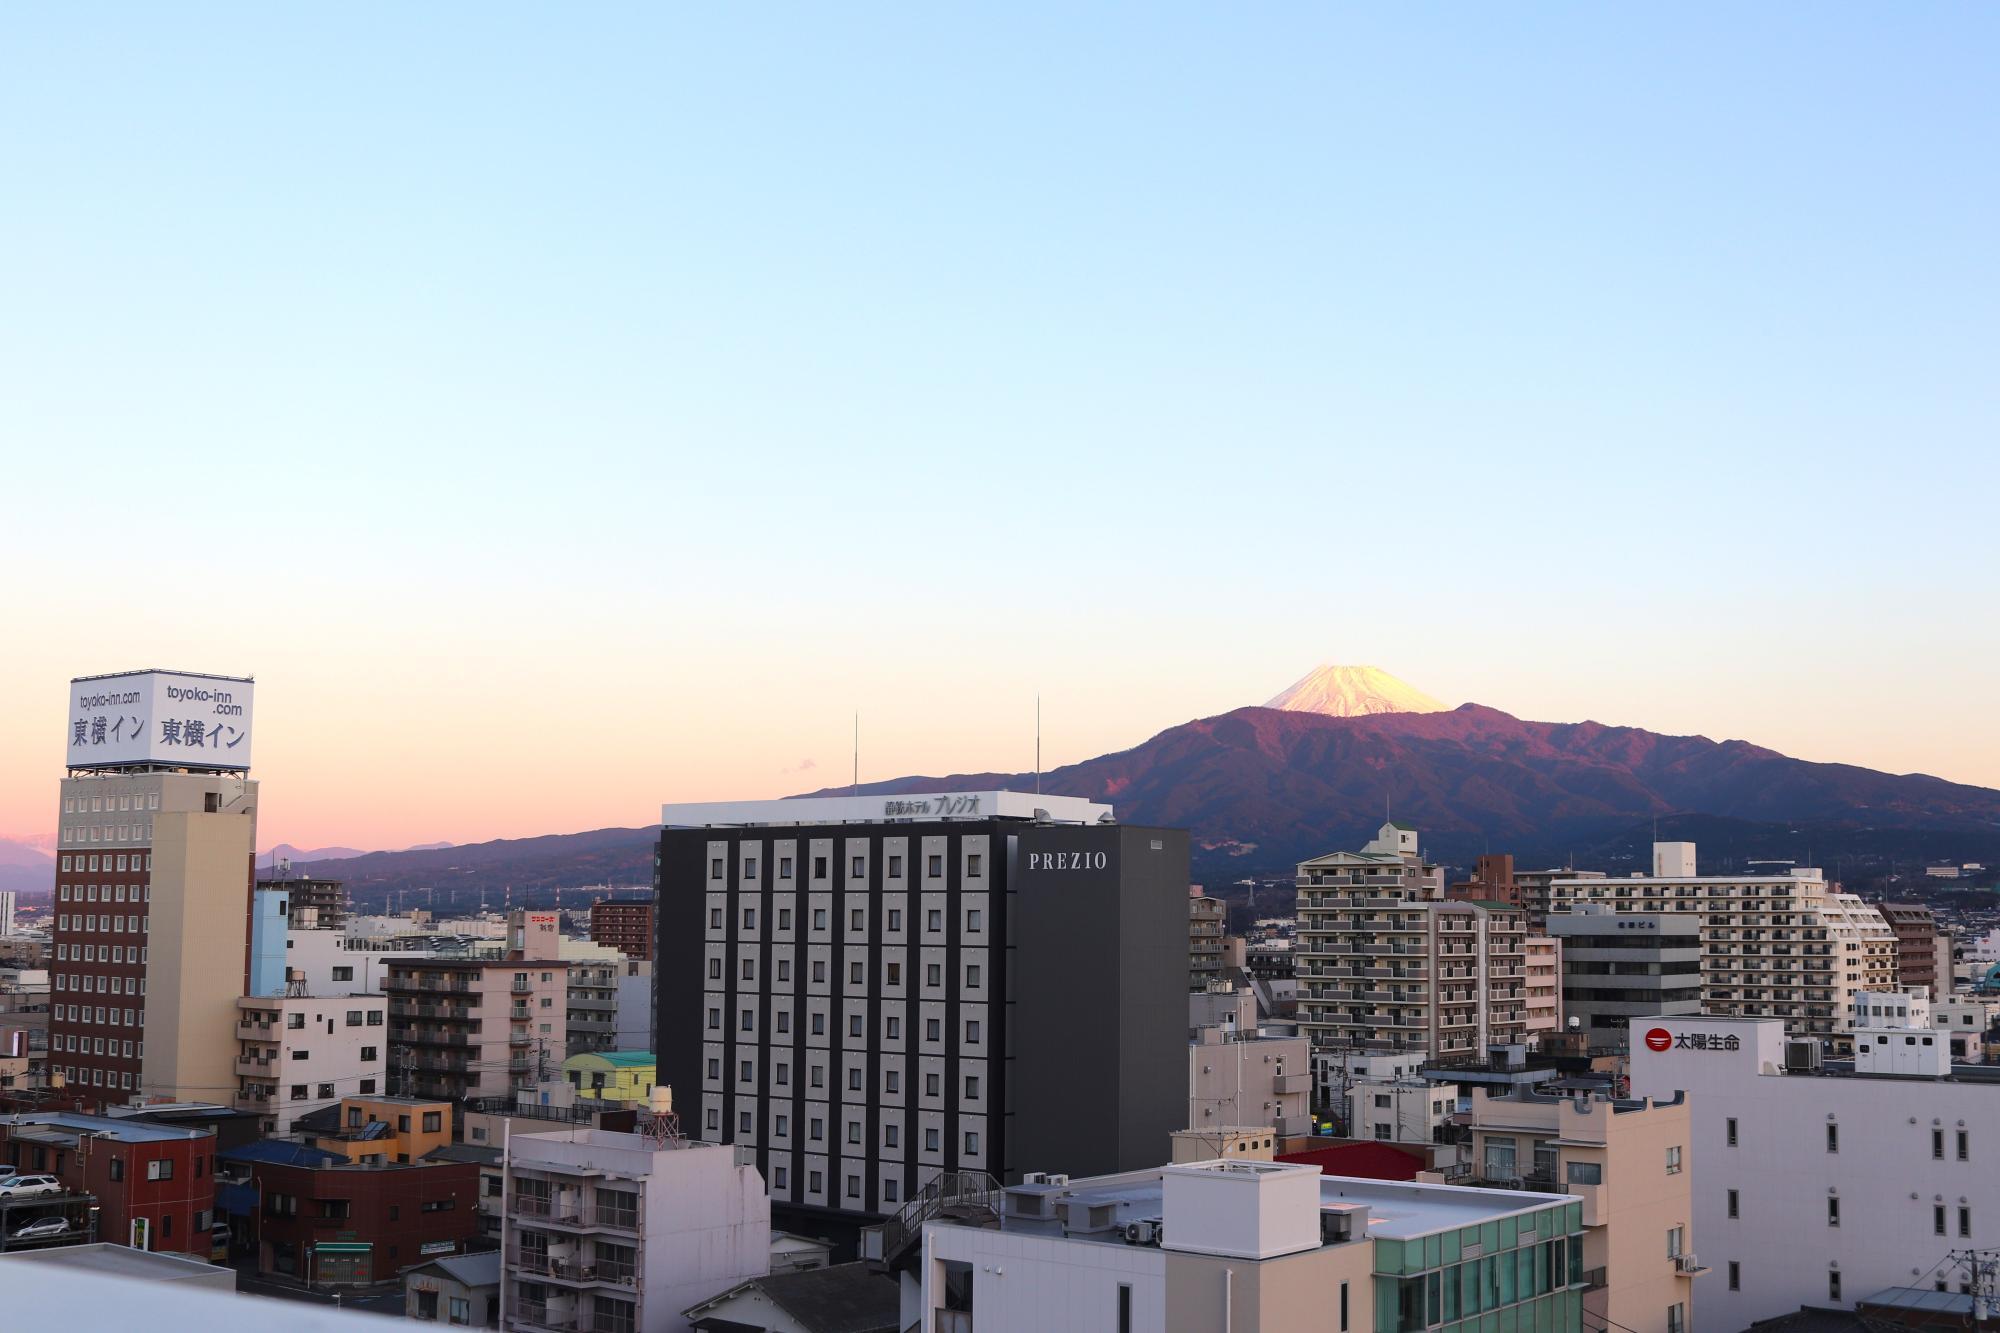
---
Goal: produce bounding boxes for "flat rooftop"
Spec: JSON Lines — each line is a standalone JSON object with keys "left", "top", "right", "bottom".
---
{"left": 0, "top": 1243, "right": 232, "bottom": 1284}
{"left": 0, "top": 1112, "right": 207, "bottom": 1144}
{"left": 660, "top": 791, "right": 1113, "bottom": 827}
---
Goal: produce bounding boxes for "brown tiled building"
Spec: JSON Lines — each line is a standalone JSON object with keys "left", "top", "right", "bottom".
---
{"left": 1879, "top": 902, "right": 1949, "bottom": 998}
{"left": 589, "top": 899, "right": 655, "bottom": 962}
{"left": 0, "top": 1111, "right": 218, "bottom": 1256}
{"left": 232, "top": 1147, "right": 479, "bottom": 1287}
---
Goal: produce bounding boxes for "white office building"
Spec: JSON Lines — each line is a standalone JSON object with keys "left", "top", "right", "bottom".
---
{"left": 1630, "top": 1006, "right": 2000, "bottom": 1329}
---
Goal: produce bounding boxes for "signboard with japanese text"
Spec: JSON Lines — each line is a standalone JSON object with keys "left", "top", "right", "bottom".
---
{"left": 66, "top": 670, "right": 254, "bottom": 771}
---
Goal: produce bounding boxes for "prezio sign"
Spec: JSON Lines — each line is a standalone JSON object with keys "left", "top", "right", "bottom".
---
{"left": 66, "top": 670, "right": 255, "bottom": 771}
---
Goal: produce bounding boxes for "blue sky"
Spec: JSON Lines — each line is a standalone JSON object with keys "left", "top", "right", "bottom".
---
{"left": 2, "top": 6, "right": 1995, "bottom": 847}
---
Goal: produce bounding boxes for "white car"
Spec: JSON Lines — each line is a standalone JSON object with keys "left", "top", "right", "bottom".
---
{"left": 0, "top": 1175, "right": 62, "bottom": 1198}
{"left": 10, "top": 1216, "right": 69, "bottom": 1241}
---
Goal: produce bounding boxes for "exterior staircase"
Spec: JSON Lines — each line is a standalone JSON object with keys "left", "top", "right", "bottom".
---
{"left": 860, "top": 1170, "right": 1000, "bottom": 1274}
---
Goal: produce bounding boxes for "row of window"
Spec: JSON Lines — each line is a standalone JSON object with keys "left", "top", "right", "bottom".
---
{"left": 719, "top": 1106, "right": 979, "bottom": 1155}
{"left": 58, "top": 878, "right": 149, "bottom": 898}
{"left": 708, "top": 1056, "right": 981, "bottom": 1101}
{"left": 708, "top": 1006, "right": 983, "bottom": 1044}
{"left": 56, "top": 914, "right": 145, "bottom": 934}
{"left": 60, "top": 824, "right": 151, "bottom": 845}
{"left": 714, "top": 853, "right": 979, "bottom": 882}
{"left": 709, "top": 955, "right": 983, "bottom": 990}
{"left": 55, "top": 1064, "right": 134, "bottom": 1089}
{"left": 56, "top": 948, "right": 145, "bottom": 973}
{"left": 1802, "top": 1120, "right": 1969, "bottom": 1158}
{"left": 63, "top": 793, "right": 161, "bottom": 814}
{"left": 56, "top": 1035, "right": 139, "bottom": 1057}
{"left": 709, "top": 905, "right": 982, "bottom": 935}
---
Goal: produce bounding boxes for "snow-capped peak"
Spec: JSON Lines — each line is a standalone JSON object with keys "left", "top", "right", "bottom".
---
{"left": 1263, "top": 664, "right": 1446, "bottom": 717}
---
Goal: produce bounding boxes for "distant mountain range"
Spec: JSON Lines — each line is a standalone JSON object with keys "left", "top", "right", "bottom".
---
{"left": 262, "top": 841, "right": 455, "bottom": 867}
{"left": 0, "top": 837, "right": 54, "bottom": 896}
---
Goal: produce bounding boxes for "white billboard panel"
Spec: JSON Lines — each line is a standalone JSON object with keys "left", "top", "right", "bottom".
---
{"left": 66, "top": 670, "right": 255, "bottom": 771}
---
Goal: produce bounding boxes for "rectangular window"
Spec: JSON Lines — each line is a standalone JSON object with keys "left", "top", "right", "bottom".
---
{"left": 927, "top": 854, "right": 943, "bottom": 877}
{"left": 813, "top": 856, "right": 827, "bottom": 879}
{"left": 849, "top": 962, "right": 863, "bottom": 984}
{"left": 780, "top": 856, "right": 793, "bottom": 879}
{"left": 1960, "top": 1130, "right": 1970, "bottom": 1161}
{"left": 1829, "top": 1271, "right": 1841, "bottom": 1302}
{"left": 850, "top": 908, "right": 864, "bottom": 931}
{"left": 888, "top": 856, "right": 903, "bottom": 878}
{"left": 967, "top": 853, "right": 983, "bottom": 878}
{"left": 1826, "top": 1123, "right": 1838, "bottom": 1153}
{"left": 744, "top": 856, "right": 758, "bottom": 879}
{"left": 888, "top": 909, "right": 902, "bottom": 931}
{"left": 1935, "top": 1128, "right": 1946, "bottom": 1160}
{"left": 1728, "top": 1262, "right": 1740, "bottom": 1292}
{"left": 710, "top": 858, "right": 723, "bottom": 880}
{"left": 1827, "top": 1197, "right": 1839, "bottom": 1227}
{"left": 927, "top": 909, "right": 942, "bottom": 932}
{"left": 1726, "top": 1117, "right": 1738, "bottom": 1146}
{"left": 851, "top": 855, "right": 864, "bottom": 878}
{"left": 1727, "top": 1189, "right": 1739, "bottom": 1219}
{"left": 1937, "top": 1205, "right": 1948, "bottom": 1235}
{"left": 1665, "top": 1145, "right": 1682, "bottom": 1175}
{"left": 1962, "top": 1206, "right": 1972, "bottom": 1238}
{"left": 1117, "top": 1284, "right": 1132, "bottom": 1333}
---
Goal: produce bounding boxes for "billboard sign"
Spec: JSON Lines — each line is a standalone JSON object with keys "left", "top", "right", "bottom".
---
{"left": 66, "top": 670, "right": 255, "bottom": 771}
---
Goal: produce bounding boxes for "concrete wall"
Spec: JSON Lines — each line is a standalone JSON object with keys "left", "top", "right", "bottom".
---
{"left": 143, "top": 810, "right": 254, "bottom": 1104}
{"left": 924, "top": 1223, "right": 1168, "bottom": 1332}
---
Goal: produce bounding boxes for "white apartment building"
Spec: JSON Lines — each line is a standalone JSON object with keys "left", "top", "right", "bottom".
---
{"left": 1630, "top": 1007, "right": 2000, "bottom": 1330}
{"left": 1297, "top": 823, "right": 1529, "bottom": 1058}
{"left": 234, "top": 991, "right": 389, "bottom": 1135}
{"left": 1188, "top": 1024, "right": 1311, "bottom": 1137}
{"left": 1932, "top": 996, "right": 2000, "bottom": 1063}
{"left": 560, "top": 940, "right": 652, "bottom": 1056}
{"left": 1346, "top": 1077, "right": 1454, "bottom": 1147}
{"left": 1547, "top": 843, "right": 1896, "bottom": 1041}
{"left": 916, "top": 1159, "right": 1593, "bottom": 1333}
{"left": 1313, "top": 1047, "right": 1430, "bottom": 1109}
{"left": 500, "top": 1127, "right": 769, "bottom": 1333}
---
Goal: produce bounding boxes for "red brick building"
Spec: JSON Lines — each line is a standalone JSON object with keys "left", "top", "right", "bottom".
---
{"left": 589, "top": 899, "right": 655, "bottom": 961}
{"left": 226, "top": 1145, "right": 479, "bottom": 1287}
{"left": 0, "top": 1111, "right": 217, "bottom": 1254}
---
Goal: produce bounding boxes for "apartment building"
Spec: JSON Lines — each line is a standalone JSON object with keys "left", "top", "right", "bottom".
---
{"left": 1879, "top": 902, "right": 1951, "bottom": 999}
{"left": 1524, "top": 936, "right": 1562, "bottom": 1044}
{"left": 1188, "top": 893, "right": 1226, "bottom": 991}
{"left": 588, "top": 899, "right": 655, "bottom": 962}
{"left": 1446, "top": 854, "right": 1521, "bottom": 908}
{"left": 1188, "top": 1024, "right": 1311, "bottom": 1138}
{"left": 383, "top": 912, "right": 570, "bottom": 1102}
{"left": 916, "top": 1159, "right": 1591, "bottom": 1333}
{"left": 1297, "top": 825, "right": 1528, "bottom": 1058}
{"left": 1545, "top": 908, "right": 1701, "bottom": 1046}
{"left": 1517, "top": 868, "right": 1604, "bottom": 933}
{"left": 0, "top": 1111, "right": 218, "bottom": 1256}
{"left": 562, "top": 943, "right": 652, "bottom": 1056}
{"left": 1449, "top": 1087, "right": 1700, "bottom": 1333}
{"left": 500, "top": 1127, "right": 769, "bottom": 1333}
{"left": 1346, "top": 1077, "right": 1455, "bottom": 1147}
{"left": 233, "top": 991, "right": 388, "bottom": 1134}
{"left": 233, "top": 1150, "right": 479, "bottom": 1286}
{"left": 657, "top": 792, "right": 1190, "bottom": 1218}
{"left": 1630, "top": 1008, "right": 2000, "bottom": 1329}
{"left": 1546, "top": 843, "right": 1896, "bottom": 1041}
{"left": 307, "top": 1095, "right": 453, "bottom": 1164}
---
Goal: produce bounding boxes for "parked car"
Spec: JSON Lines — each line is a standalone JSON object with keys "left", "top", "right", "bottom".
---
{"left": 9, "top": 1217, "right": 69, "bottom": 1241}
{"left": 0, "top": 1175, "right": 62, "bottom": 1199}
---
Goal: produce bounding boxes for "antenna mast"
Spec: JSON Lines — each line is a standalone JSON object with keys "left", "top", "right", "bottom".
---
{"left": 1036, "top": 694, "right": 1042, "bottom": 797}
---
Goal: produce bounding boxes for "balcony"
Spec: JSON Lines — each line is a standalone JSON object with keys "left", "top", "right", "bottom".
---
{"left": 512, "top": 979, "right": 535, "bottom": 995}
{"left": 386, "top": 976, "right": 475, "bottom": 995}
{"left": 234, "top": 1023, "right": 279, "bottom": 1042}
{"left": 234, "top": 1056, "right": 277, "bottom": 1078}
{"left": 511, "top": 1302, "right": 579, "bottom": 1332}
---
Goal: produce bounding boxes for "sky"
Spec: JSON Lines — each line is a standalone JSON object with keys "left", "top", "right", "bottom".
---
{"left": 2, "top": 6, "right": 1996, "bottom": 852}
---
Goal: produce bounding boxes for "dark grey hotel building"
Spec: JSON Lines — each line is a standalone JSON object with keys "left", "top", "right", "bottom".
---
{"left": 655, "top": 792, "right": 1189, "bottom": 1219}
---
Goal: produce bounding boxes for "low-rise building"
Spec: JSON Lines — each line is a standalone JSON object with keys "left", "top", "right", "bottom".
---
{"left": 1447, "top": 1087, "right": 1699, "bottom": 1333}
{"left": 307, "top": 1095, "right": 452, "bottom": 1164}
{"left": 681, "top": 1262, "right": 900, "bottom": 1333}
{"left": 915, "top": 1159, "right": 1592, "bottom": 1332}
{"left": 233, "top": 991, "right": 388, "bottom": 1135}
{"left": 1188, "top": 1024, "right": 1311, "bottom": 1138}
{"left": 0, "top": 1111, "right": 216, "bottom": 1256}
{"left": 1629, "top": 1008, "right": 2000, "bottom": 1330}
{"left": 561, "top": 1049, "right": 656, "bottom": 1105}
{"left": 1345, "top": 1077, "right": 1454, "bottom": 1148}
{"left": 501, "top": 1127, "right": 770, "bottom": 1332}
{"left": 405, "top": 1249, "right": 503, "bottom": 1327}
{"left": 225, "top": 1144, "right": 479, "bottom": 1288}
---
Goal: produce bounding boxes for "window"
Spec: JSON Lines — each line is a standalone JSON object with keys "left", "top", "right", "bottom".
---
{"left": 967, "top": 853, "right": 983, "bottom": 878}
{"left": 1727, "top": 1188, "right": 1739, "bottom": 1219}
{"left": 811, "top": 1013, "right": 825, "bottom": 1036}
{"left": 706, "top": 1108, "right": 720, "bottom": 1131}
{"left": 744, "top": 856, "right": 758, "bottom": 879}
{"left": 707, "top": 1007, "right": 721, "bottom": 1031}
{"left": 780, "top": 857, "right": 793, "bottom": 879}
{"left": 776, "top": 1114, "right": 790, "bottom": 1136}
{"left": 887, "top": 962, "right": 902, "bottom": 986}
{"left": 1340, "top": 1281, "right": 1349, "bottom": 1332}
{"left": 1936, "top": 1204, "right": 1948, "bottom": 1235}
{"left": 813, "top": 856, "right": 828, "bottom": 879}
{"left": 423, "top": 1112, "right": 441, "bottom": 1132}
{"left": 848, "top": 1068, "right": 863, "bottom": 1091}
{"left": 1667, "top": 1305, "right": 1685, "bottom": 1333}
{"left": 1829, "top": 1271, "right": 1842, "bottom": 1303}
{"left": 849, "top": 962, "right": 863, "bottom": 984}
{"left": 964, "top": 1131, "right": 980, "bottom": 1154}
{"left": 286, "top": 1013, "right": 305, "bottom": 1030}
{"left": 710, "top": 858, "right": 723, "bottom": 880}
{"left": 1666, "top": 1226, "right": 1683, "bottom": 1259}
{"left": 1665, "top": 1145, "right": 1682, "bottom": 1175}
{"left": 847, "top": 1122, "right": 861, "bottom": 1145}
{"left": 739, "top": 1111, "right": 752, "bottom": 1134}
{"left": 927, "top": 854, "right": 943, "bottom": 877}
{"left": 885, "top": 1179, "right": 900, "bottom": 1204}
{"left": 888, "top": 855, "right": 903, "bottom": 878}
{"left": 707, "top": 1058, "right": 721, "bottom": 1079}
{"left": 741, "top": 1060, "right": 753, "bottom": 1082}
{"left": 776, "top": 1063, "right": 789, "bottom": 1086}
{"left": 741, "top": 1008, "right": 754, "bottom": 1031}
{"left": 850, "top": 908, "right": 864, "bottom": 931}
{"left": 926, "top": 1019, "right": 941, "bottom": 1042}
{"left": 743, "top": 959, "right": 756, "bottom": 980}
{"left": 1935, "top": 1128, "right": 1946, "bottom": 1160}
{"left": 849, "top": 1014, "right": 864, "bottom": 1037}
{"left": 885, "top": 1124, "right": 900, "bottom": 1148}
{"left": 927, "top": 964, "right": 942, "bottom": 987}
{"left": 851, "top": 855, "right": 865, "bottom": 878}
{"left": 885, "top": 1070, "right": 900, "bottom": 1094}
{"left": 966, "top": 964, "right": 981, "bottom": 988}
{"left": 741, "top": 908, "right": 756, "bottom": 931}
{"left": 332, "top": 966, "right": 353, "bottom": 982}
{"left": 709, "top": 908, "right": 723, "bottom": 930}
{"left": 1726, "top": 1117, "right": 1738, "bottom": 1146}
{"left": 1118, "top": 1283, "right": 1132, "bottom": 1333}
{"left": 965, "top": 1075, "right": 980, "bottom": 1099}
{"left": 813, "top": 908, "right": 828, "bottom": 931}
{"left": 366, "top": 1009, "right": 383, "bottom": 1026}
{"left": 1827, "top": 1197, "right": 1839, "bottom": 1227}
{"left": 1826, "top": 1123, "right": 1838, "bottom": 1153}
{"left": 1962, "top": 1206, "right": 1972, "bottom": 1238}
{"left": 291, "top": 1084, "right": 308, "bottom": 1101}
{"left": 777, "top": 959, "right": 791, "bottom": 982}
{"left": 888, "top": 909, "right": 903, "bottom": 931}
{"left": 925, "top": 1128, "right": 941, "bottom": 1152}
{"left": 1483, "top": 1136, "right": 1517, "bottom": 1181}
{"left": 965, "top": 1019, "right": 981, "bottom": 1043}
{"left": 1566, "top": 1161, "right": 1602, "bottom": 1186}
{"left": 808, "top": 1170, "right": 823, "bottom": 1193}
{"left": 967, "top": 908, "right": 982, "bottom": 932}
{"left": 146, "top": 1158, "right": 174, "bottom": 1181}
{"left": 1960, "top": 1130, "right": 1970, "bottom": 1161}
{"left": 810, "top": 1117, "right": 823, "bottom": 1142}
{"left": 927, "top": 909, "right": 943, "bottom": 932}
{"left": 1728, "top": 1261, "right": 1741, "bottom": 1291}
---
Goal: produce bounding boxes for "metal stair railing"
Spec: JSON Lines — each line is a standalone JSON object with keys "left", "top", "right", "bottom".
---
{"left": 861, "top": 1170, "right": 1000, "bottom": 1271}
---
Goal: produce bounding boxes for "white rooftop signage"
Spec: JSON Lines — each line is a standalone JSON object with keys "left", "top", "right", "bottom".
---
{"left": 66, "top": 669, "right": 255, "bottom": 771}
{"left": 660, "top": 791, "right": 1113, "bottom": 827}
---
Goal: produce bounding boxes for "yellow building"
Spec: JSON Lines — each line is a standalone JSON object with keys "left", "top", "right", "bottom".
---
{"left": 309, "top": 1095, "right": 453, "bottom": 1165}
{"left": 562, "top": 1050, "right": 655, "bottom": 1104}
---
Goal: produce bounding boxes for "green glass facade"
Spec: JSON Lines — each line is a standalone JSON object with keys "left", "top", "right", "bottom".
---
{"left": 1372, "top": 1201, "right": 1588, "bottom": 1333}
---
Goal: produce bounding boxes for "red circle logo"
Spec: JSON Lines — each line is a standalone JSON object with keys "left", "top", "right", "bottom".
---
{"left": 1644, "top": 1028, "right": 1673, "bottom": 1052}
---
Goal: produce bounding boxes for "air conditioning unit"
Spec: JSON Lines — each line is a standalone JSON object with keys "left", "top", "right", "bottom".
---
{"left": 1676, "top": 1254, "right": 1702, "bottom": 1274}
{"left": 1123, "top": 1219, "right": 1163, "bottom": 1247}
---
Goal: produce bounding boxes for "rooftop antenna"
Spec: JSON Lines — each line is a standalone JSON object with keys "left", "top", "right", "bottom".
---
{"left": 1036, "top": 694, "right": 1041, "bottom": 798}
{"left": 853, "top": 712, "right": 859, "bottom": 796}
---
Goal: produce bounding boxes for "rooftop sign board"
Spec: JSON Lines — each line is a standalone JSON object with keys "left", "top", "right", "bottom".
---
{"left": 66, "top": 670, "right": 255, "bottom": 771}
{"left": 660, "top": 791, "right": 1113, "bottom": 827}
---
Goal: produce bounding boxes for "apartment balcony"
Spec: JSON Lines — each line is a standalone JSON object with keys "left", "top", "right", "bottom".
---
{"left": 511, "top": 1252, "right": 640, "bottom": 1290}
{"left": 1274, "top": 1072, "right": 1312, "bottom": 1094}
{"left": 390, "top": 998, "right": 480, "bottom": 1020}
{"left": 234, "top": 1023, "right": 279, "bottom": 1042}
{"left": 510, "top": 1031, "right": 535, "bottom": 1048}
{"left": 512, "top": 979, "right": 535, "bottom": 995}
{"left": 401, "top": 1031, "right": 475, "bottom": 1049}
{"left": 510, "top": 1300, "right": 579, "bottom": 1333}
{"left": 234, "top": 1056, "right": 278, "bottom": 1078}
{"left": 385, "top": 976, "right": 476, "bottom": 995}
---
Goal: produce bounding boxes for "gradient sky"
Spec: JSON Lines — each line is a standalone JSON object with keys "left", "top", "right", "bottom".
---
{"left": 3, "top": 5, "right": 1996, "bottom": 852}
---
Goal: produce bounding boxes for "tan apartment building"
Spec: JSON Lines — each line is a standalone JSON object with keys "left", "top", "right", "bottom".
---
{"left": 1297, "top": 827, "right": 1528, "bottom": 1058}
{"left": 383, "top": 911, "right": 569, "bottom": 1101}
{"left": 1547, "top": 843, "right": 1896, "bottom": 1041}
{"left": 1189, "top": 892, "right": 1226, "bottom": 990}
{"left": 1448, "top": 1086, "right": 1700, "bottom": 1333}
{"left": 1188, "top": 1023, "right": 1311, "bottom": 1138}
{"left": 1524, "top": 936, "right": 1563, "bottom": 1045}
